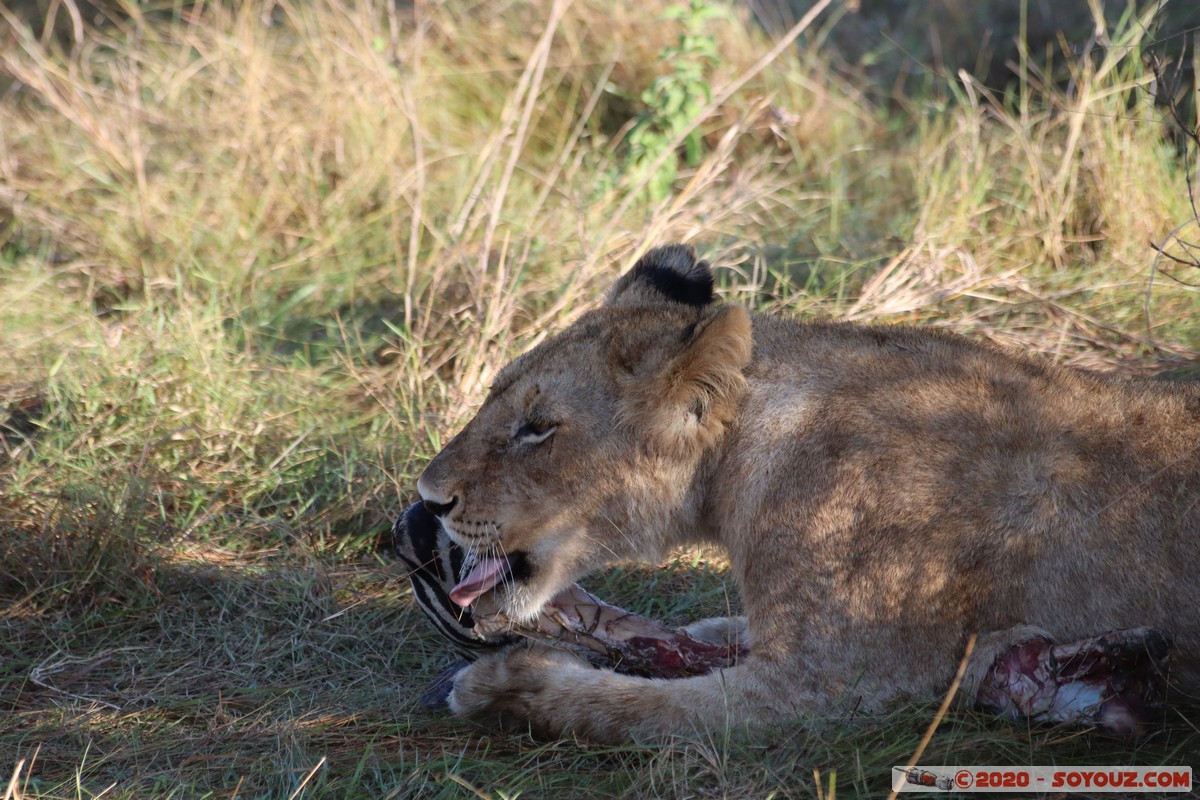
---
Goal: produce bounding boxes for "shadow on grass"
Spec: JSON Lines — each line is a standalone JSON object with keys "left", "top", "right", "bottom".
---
{"left": 3, "top": 553, "right": 469, "bottom": 798}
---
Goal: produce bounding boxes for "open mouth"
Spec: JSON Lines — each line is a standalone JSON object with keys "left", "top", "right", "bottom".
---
{"left": 449, "top": 551, "right": 530, "bottom": 608}
{"left": 392, "top": 502, "right": 533, "bottom": 610}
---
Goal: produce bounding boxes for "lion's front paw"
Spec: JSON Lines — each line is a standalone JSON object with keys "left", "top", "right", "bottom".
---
{"left": 448, "top": 644, "right": 588, "bottom": 734}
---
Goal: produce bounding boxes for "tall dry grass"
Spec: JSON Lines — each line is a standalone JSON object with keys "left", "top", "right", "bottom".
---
{"left": 1, "top": 0, "right": 1198, "bottom": 797}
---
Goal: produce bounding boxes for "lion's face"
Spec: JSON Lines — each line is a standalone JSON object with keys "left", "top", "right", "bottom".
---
{"left": 416, "top": 245, "right": 752, "bottom": 620}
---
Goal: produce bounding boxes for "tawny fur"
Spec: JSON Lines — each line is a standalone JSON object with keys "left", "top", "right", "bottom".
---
{"left": 417, "top": 246, "right": 1200, "bottom": 743}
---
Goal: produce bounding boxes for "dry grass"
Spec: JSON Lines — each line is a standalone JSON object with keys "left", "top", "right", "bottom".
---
{"left": 2, "top": 0, "right": 1200, "bottom": 797}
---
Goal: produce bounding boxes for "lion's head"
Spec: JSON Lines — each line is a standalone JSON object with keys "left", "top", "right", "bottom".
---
{"left": 416, "top": 245, "right": 752, "bottom": 620}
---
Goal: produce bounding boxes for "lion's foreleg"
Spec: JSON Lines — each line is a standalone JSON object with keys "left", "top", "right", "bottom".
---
{"left": 448, "top": 643, "right": 786, "bottom": 743}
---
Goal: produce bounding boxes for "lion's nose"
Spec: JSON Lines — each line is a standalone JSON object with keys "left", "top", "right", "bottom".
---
{"left": 416, "top": 476, "right": 459, "bottom": 517}
{"left": 422, "top": 495, "right": 458, "bottom": 518}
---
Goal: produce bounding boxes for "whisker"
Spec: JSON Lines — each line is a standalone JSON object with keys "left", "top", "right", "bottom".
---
{"left": 591, "top": 512, "right": 637, "bottom": 562}
{"left": 492, "top": 529, "right": 521, "bottom": 634}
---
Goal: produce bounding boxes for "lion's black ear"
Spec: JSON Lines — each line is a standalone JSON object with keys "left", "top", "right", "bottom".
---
{"left": 606, "top": 244, "right": 714, "bottom": 308}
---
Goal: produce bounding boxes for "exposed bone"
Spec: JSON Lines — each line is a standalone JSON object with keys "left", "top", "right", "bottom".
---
{"left": 471, "top": 582, "right": 743, "bottom": 678}
{"left": 975, "top": 627, "right": 1173, "bottom": 736}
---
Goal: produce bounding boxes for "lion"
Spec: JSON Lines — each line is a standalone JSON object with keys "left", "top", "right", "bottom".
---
{"left": 415, "top": 244, "right": 1200, "bottom": 743}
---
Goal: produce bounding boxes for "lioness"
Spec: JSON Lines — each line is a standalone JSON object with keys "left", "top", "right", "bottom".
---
{"left": 416, "top": 245, "right": 1199, "bottom": 742}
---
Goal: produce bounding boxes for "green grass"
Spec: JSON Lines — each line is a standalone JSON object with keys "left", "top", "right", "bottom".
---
{"left": 2, "top": 0, "right": 1200, "bottom": 797}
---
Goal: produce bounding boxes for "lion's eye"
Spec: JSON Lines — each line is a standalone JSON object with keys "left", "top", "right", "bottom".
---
{"left": 514, "top": 419, "right": 556, "bottom": 444}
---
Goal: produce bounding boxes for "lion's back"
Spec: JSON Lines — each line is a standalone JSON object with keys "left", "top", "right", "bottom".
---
{"left": 716, "top": 316, "right": 1200, "bottom": 687}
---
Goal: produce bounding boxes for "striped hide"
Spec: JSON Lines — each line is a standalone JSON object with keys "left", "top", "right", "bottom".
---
{"left": 392, "top": 501, "right": 512, "bottom": 660}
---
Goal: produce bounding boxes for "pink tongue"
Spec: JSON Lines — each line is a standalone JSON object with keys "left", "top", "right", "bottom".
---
{"left": 449, "top": 557, "right": 510, "bottom": 608}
